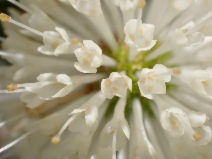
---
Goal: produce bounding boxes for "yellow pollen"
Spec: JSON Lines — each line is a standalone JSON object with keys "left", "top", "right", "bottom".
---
{"left": 138, "top": 29, "right": 143, "bottom": 35}
{"left": 173, "top": 68, "right": 181, "bottom": 75}
{"left": 147, "top": 85, "right": 154, "bottom": 91}
{"left": 7, "top": 84, "right": 17, "bottom": 92}
{"left": 170, "top": 119, "right": 178, "bottom": 127}
{"left": 112, "top": 87, "right": 119, "bottom": 92}
{"left": 71, "top": 38, "right": 79, "bottom": 45}
{"left": 129, "top": 34, "right": 135, "bottom": 40}
{"left": 202, "top": 81, "right": 209, "bottom": 87}
{"left": 0, "top": 13, "right": 11, "bottom": 23}
{"left": 138, "top": 0, "right": 146, "bottom": 9}
{"left": 83, "top": 58, "right": 89, "bottom": 64}
{"left": 51, "top": 135, "right": 61, "bottom": 144}
{"left": 52, "top": 42, "right": 59, "bottom": 47}
{"left": 105, "top": 80, "right": 112, "bottom": 87}
{"left": 193, "top": 132, "right": 202, "bottom": 141}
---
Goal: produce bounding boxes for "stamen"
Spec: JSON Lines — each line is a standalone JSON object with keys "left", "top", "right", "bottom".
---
{"left": 0, "top": 13, "right": 44, "bottom": 37}
{"left": 7, "top": 84, "right": 17, "bottom": 91}
{"left": 0, "top": 130, "right": 34, "bottom": 153}
{"left": 172, "top": 68, "right": 182, "bottom": 75}
{"left": 51, "top": 135, "right": 61, "bottom": 144}
{"left": 51, "top": 114, "right": 78, "bottom": 144}
{"left": 193, "top": 132, "right": 202, "bottom": 141}
{"left": 7, "top": 0, "right": 32, "bottom": 13}
{"left": 0, "top": 89, "right": 26, "bottom": 93}
{"left": 0, "top": 13, "right": 11, "bottom": 23}
{"left": 138, "top": 0, "right": 146, "bottom": 9}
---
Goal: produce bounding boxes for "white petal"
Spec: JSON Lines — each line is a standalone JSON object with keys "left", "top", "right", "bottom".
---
{"left": 172, "top": 29, "right": 188, "bottom": 45}
{"left": 54, "top": 42, "right": 72, "bottom": 55}
{"left": 56, "top": 74, "right": 72, "bottom": 85}
{"left": 74, "top": 62, "right": 97, "bottom": 73}
{"left": 188, "top": 112, "right": 207, "bottom": 128}
{"left": 187, "top": 32, "right": 205, "bottom": 46}
{"left": 85, "top": 106, "right": 98, "bottom": 127}
{"left": 52, "top": 85, "right": 74, "bottom": 98}
{"left": 38, "top": 45, "right": 55, "bottom": 55}
{"left": 137, "top": 40, "right": 157, "bottom": 51}
{"left": 37, "top": 73, "right": 57, "bottom": 82}
{"left": 55, "top": 27, "right": 70, "bottom": 42}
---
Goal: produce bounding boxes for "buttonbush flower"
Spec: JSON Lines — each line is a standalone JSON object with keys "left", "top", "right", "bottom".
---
{"left": 0, "top": 0, "right": 212, "bottom": 159}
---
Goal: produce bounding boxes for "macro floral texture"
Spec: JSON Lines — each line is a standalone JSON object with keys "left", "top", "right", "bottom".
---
{"left": 0, "top": 0, "right": 212, "bottom": 159}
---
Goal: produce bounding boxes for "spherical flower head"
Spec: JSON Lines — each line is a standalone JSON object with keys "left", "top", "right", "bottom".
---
{"left": 171, "top": 21, "right": 205, "bottom": 46}
{"left": 124, "top": 19, "right": 157, "bottom": 51}
{"left": 1, "top": 0, "right": 212, "bottom": 158}
{"left": 74, "top": 40, "right": 103, "bottom": 73}
{"left": 38, "top": 27, "right": 79, "bottom": 56}
{"left": 138, "top": 64, "right": 171, "bottom": 99}
{"left": 101, "top": 72, "right": 132, "bottom": 99}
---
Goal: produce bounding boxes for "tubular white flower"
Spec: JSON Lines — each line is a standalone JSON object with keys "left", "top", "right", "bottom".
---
{"left": 137, "top": 64, "right": 171, "bottom": 99}
{"left": 68, "top": 91, "right": 106, "bottom": 136}
{"left": 99, "top": 98, "right": 130, "bottom": 153}
{"left": 38, "top": 27, "right": 79, "bottom": 56}
{"left": 74, "top": 40, "right": 102, "bottom": 73}
{"left": 124, "top": 19, "right": 156, "bottom": 52}
{"left": 2, "top": 73, "right": 105, "bottom": 100}
{"left": 160, "top": 107, "right": 191, "bottom": 137}
{"left": 154, "top": 95, "right": 212, "bottom": 145}
{"left": 129, "top": 98, "right": 158, "bottom": 159}
{"left": 174, "top": 68, "right": 212, "bottom": 99}
{"left": 171, "top": 21, "right": 205, "bottom": 46}
{"left": 101, "top": 72, "right": 132, "bottom": 99}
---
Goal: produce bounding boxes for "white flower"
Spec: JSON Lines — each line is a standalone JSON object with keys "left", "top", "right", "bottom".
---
{"left": 129, "top": 98, "right": 158, "bottom": 159}
{"left": 124, "top": 19, "right": 157, "bottom": 51}
{"left": 2, "top": 0, "right": 212, "bottom": 159}
{"left": 138, "top": 64, "right": 171, "bottom": 99}
{"left": 68, "top": 91, "right": 106, "bottom": 136}
{"left": 74, "top": 40, "right": 102, "bottom": 73}
{"left": 171, "top": 21, "right": 205, "bottom": 46}
{"left": 38, "top": 27, "right": 79, "bottom": 56}
{"left": 101, "top": 72, "right": 132, "bottom": 99}
{"left": 99, "top": 98, "right": 130, "bottom": 152}
{"left": 175, "top": 68, "right": 212, "bottom": 98}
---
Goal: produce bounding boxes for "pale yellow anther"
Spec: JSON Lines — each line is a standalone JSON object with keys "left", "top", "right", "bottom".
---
{"left": 147, "top": 85, "right": 154, "bottom": 91}
{"left": 51, "top": 135, "right": 61, "bottom": 144}
{"left": 7, "top": 84, "right": 17, "bottom": 92}
{"left": 52, "top": 41, "right": 59, "bottom": 47}
{"left": 0, "top": 13, "right": 11, "bottom": 23}
{"left": 170, "top": 119, "right": 178, "bottom": 127}
{"left": 105, "top": 79, "right": 112, "bottom": 87}
{"left": 193, "top": 132, "right": 202, "bottom": 141}
{"left": 112, "top": 87, "right": 119, "bottom": 92}
{"left": 138, "top": 29, "right": 143, "bottom": 35}
{"left": 202, "top": 81, "right": 209, "bottom": 87}
{"left": 138, "top": 0, "right": 146, "bottom": 9}
{"left": 71, "top": 38, "right": 79, "bottom": 45}
{"left": 173, "top": 68, "right": 182, "bottom": 75}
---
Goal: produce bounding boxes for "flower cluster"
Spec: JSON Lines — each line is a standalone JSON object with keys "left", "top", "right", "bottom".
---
{"left": 0, "top": 0, "right": 212, "bottom": 159}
